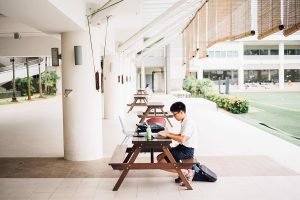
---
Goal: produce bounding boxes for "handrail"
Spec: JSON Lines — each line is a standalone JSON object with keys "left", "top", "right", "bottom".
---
{"left": 0, "top": 58, "right": 44, "bottom": 73}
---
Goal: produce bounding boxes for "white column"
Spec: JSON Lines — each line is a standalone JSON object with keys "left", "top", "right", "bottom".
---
{"left": 165, "top": 45, "right": 171, "bottom": 94}
{"left": 238, "top": 42, "right": 244, "bottom": 90}
{"left": 197, "top": 68, "right": 203, "bottom": 79}
{"left": 279, "top": 42, "right": 285, "bottom": 89}
{"left": 268, "top": 70, "right": 271, "bottom": 81}
{"left": 141, "top": 60, "right": 145, "bottom": 89}
{"left": 103, "top": 54, "right": 122, "bottom": 119}
{"left": 61, "top": 29, "right": 102, "bottom": 161}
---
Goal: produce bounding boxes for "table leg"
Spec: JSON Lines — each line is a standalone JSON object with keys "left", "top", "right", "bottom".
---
{"left": 128, "top": 98, "right": 137, "bottom": 113}
{"left": 139, "top": 107, "right": 151, "bottom": 123}
{"left": 124, "top": 146, "right": 136, "bottom": 163}
{"left": 162, "top": 147, "right": 192, "bottom": 190}
{"left": 151, "top": 148, "right": 154, "bottom": 163}
{"left": 113, "top": 147, "right": 141, "bottom": 191}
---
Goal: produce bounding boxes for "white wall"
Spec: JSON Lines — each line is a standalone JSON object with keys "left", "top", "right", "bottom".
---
{"left": 0, "top": 36, "right": 61, "bottom": 57}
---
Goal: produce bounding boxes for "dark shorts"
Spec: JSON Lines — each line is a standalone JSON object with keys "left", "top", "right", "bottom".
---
{"left": 165, "top": 144, "right": 194, "bottom": 162}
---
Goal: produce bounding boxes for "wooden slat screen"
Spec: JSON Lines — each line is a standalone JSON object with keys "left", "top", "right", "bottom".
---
{"left": 198, "top": 4, "right": 207, "bottom": 58}
{"left": 231, "top": 0, "right": 254, "bottom": 40}
{"left": 215, "top": 0, "right": 231, "bottom": 43}
{"left": 193, "top": 11, "right": 199, "bottom": 57}
{"left": 182, "top": 30, "right": 187, "bottom": 65}
{"left": 207, "top": 0, "right": 217, "bottom": 47}
{"left": 257, "top": 0, "right": 283, "bottom": 40}
{"left": 187, "top": 23, "right": 193, "bottom": 59}
{"left": 283, "top": 0, "right": 300, "bottom": 36}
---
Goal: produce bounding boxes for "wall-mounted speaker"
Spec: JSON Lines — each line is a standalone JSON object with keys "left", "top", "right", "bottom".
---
{"left": 74, "top": 46, "right": 82, "bottom": 65}
{"left": 51, "top": 48, "right": 59, "bottom": 66}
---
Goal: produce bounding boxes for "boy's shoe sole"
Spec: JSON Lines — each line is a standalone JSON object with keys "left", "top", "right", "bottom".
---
{"left": 175, "top": 177, "right": 181, "bottom": 183}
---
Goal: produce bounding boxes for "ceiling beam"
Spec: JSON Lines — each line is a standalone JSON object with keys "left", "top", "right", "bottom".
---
{"left": 125, "top": 8, "right": 196, "bottom": 55}
{"left": 135, "top": 28, "right": 184, "bottom": 62}
{"left": 118, "top": 0, "right": 202, "bottom": 52}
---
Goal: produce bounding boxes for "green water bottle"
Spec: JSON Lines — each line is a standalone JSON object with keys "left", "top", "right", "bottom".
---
{"left": 146, "top": 125, "right": 152, "bottom": 140}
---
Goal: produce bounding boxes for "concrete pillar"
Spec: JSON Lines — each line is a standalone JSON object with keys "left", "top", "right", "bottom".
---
{"left": 238, "top": 42, "right": 244, "bottom": 90}
{"left": 197, "top": 68, "right": 203, "bottom": 79}
{"left": 103, "top": 54, "right": 122, "bottom": 119}
{"left": 268, "top": 70, "right": 271, "bottom": 81}
{"left": 141, "top": 60, "right": 145, "bottom": 89}
{"left": 61, "top": 29, "right": 102, "bottom": 161}
{"left": 165, "top": 45, "right": 171, "bottom": 94}
{"left": 279, "top": 42, "right": 284, "bottom": 89}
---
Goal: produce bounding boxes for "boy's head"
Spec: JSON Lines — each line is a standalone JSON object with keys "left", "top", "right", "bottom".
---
{"left": 170, "top": 102, "right": 186, "bottom": 121}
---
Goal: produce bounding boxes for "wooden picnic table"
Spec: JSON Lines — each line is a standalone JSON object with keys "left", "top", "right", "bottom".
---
{"left": 127, "top": 95, "right": 148, "bottom": 113}
{"left": 138, "top": 102, "right": 173, "bottom": 127}
{"left": 137, "top": 89, "right": 146, "bottom": 94}
{"left": 109, "top": 137, "right": 193, "bottom": 191}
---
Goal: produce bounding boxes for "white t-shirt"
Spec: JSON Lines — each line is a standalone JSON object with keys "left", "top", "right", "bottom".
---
{"left": 179, "top": 117, "right": 198, "bottom": 148}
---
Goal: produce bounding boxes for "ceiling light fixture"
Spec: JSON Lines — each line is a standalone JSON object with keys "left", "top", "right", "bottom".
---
{"left": 13, "top": 32, "right": 21, "bottom": 39}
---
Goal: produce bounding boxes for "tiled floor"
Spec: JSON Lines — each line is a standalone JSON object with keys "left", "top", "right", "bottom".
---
{"left": 1, "top": 94, "right": 300, "bottom": 199}
{"left": 1, "top": 176, "right": 300, "bottom": 200}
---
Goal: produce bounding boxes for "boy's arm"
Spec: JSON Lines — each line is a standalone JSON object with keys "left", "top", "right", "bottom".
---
{"left": 159, "top": 131, "right": 186, "bottom": 143}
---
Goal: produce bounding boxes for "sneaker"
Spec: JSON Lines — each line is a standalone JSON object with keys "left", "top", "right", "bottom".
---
{"left": 174, "top": 177, "right": 181, "bottom": 183}
{"left": 186, "top": 169, "right": 195, "bottom": 182}
{"left": 180, "top": 169, "right": 194, "bottom": 186}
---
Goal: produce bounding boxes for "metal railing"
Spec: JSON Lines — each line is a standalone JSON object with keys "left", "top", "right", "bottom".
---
{"left": 0, "top": 58, "right": 44, "bottom": 73}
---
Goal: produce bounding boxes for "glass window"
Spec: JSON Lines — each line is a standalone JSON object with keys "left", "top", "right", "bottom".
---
{"left": 215, "top": 51, "right": 221, "bottom": 57}
{"left": 220, "top": 51, "right": 226, "bottom": 57}
{"left": 270, "top": 49, "right": 279, "bottom": 55}
{"left": 244, "top": 50, "right": 250, "bottom": 55}
{"left": 250, "top": 49, "right": 259, "bottom": 55}
{"left": 227, "top": 51, "right": 233, "bottom": 57}
{"left": 284, "top": 69, "right": 300, "bottom": 82}
{"left": 285, "top": 49, "right": 296, "bottom": 55}
{"left": 260, "top": 49, "right": 268, "bottom": 55}
{"left": 232, "top": 51, "right": 238, "bottom": 57}
{"left": 208, "top": 51, "right": 214, "bottom": 57}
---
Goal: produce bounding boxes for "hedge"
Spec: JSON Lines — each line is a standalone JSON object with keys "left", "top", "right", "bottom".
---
{"left": 204, "top": 92, "right": 249, "bottom": 114}
{"left": 183, "top": 77, "right": 249, "bottom": 114}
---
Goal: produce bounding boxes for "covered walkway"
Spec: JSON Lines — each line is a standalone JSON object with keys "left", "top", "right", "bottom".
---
{"left": 0, "top": 95, "right": 300, "bottom": 199}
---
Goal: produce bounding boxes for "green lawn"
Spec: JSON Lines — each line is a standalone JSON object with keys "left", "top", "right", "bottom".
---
{"left": 232, "top": 92, "right": 300, "bottom": 146}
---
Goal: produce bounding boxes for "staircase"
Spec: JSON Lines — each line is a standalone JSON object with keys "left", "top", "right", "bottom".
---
{"left": 0, "top": 58, "right": 46, "bottom": 86}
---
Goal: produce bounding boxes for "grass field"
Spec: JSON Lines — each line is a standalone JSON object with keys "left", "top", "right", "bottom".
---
{"left": 232, "top": 92, "right": 300, "bottom": 146}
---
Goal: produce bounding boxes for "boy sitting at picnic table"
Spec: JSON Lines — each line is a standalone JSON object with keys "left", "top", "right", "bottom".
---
{"left": 157, "top": 101, "right": 198, "bottom": 185}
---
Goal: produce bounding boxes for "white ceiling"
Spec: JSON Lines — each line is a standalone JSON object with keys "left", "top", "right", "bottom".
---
{"left": 0, "top": 0, "right": 202, "bottom": 57}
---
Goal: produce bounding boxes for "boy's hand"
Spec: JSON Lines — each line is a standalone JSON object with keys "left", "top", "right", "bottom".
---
{"left": 158, "top": 131, "right": 168, "bottom": 137}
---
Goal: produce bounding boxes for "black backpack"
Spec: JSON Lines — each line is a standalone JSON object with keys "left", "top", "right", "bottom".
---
{"left": 136, "top": 122, "right": 165, "bottom": 133}
{"left": 192, "top": 162, "right": 217, "bottom": 182}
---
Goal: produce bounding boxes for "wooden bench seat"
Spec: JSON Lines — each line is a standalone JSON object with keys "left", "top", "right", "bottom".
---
{"left": 137, "top": 111, "right": 173, "bottom": 118}
{"left": 127, "top": 103, "right": 147, "bottom": 107}
{"left": 109, "top": 144, "right": 128, "bottom": 170}
{"left": 180, "top": 158, "right": 198, "bottom": 168}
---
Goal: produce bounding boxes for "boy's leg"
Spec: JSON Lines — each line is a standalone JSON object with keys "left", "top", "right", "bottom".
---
{"left": 156, "top": 152, "right": 178, "bottom": 173}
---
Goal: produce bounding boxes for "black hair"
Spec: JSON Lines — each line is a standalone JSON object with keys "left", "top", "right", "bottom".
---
{"left": 170, "top": 101, "right": 186, "bottom": 113}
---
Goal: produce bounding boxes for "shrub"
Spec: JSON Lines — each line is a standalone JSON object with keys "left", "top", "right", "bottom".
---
{"left": 183, "top": 76, "right": 197, "bottom": 96}
{"left": 41, "top": 71, "right": 60, "bottom": 95}
{"left": 15, "top": 77, "right": 36, "bottom": 96}
{"left": 213, "top": 94, "right": 249, "bottom": 114}
{"left": 182, "top": 77, "right": 249, "bottom": 114}
{"left": 195, "top": 79, "right": 214, "bottom": 96}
